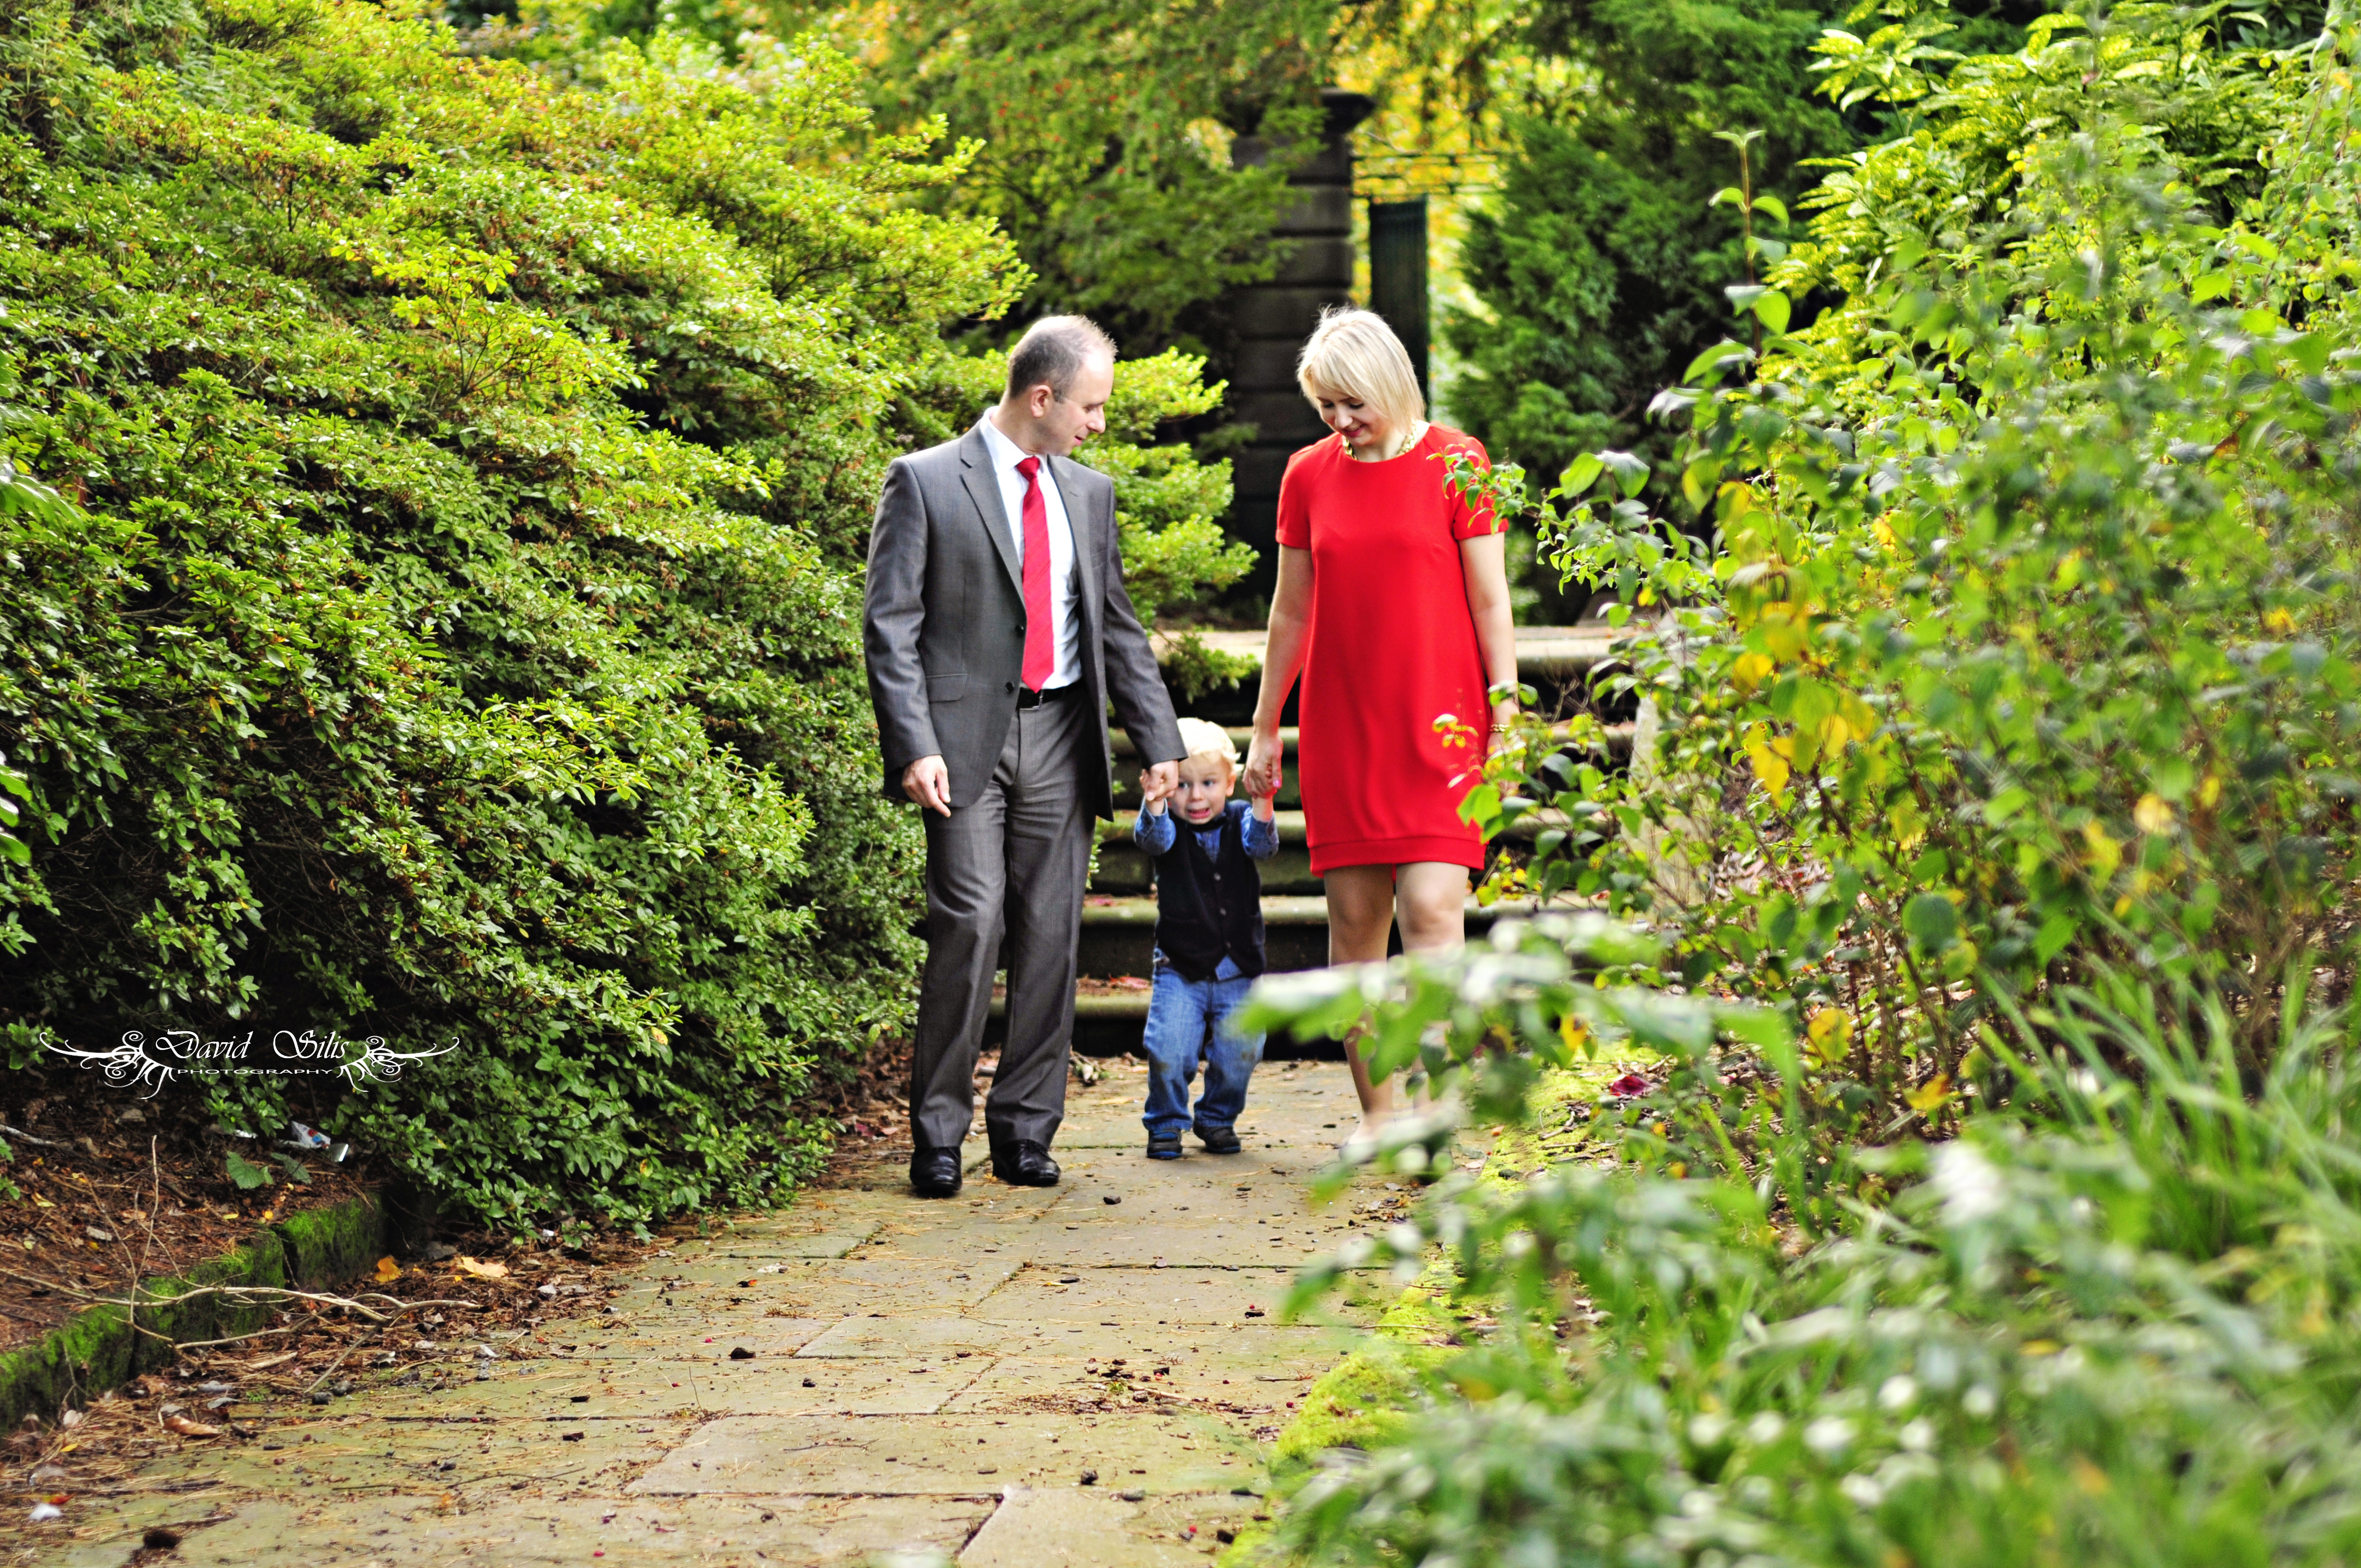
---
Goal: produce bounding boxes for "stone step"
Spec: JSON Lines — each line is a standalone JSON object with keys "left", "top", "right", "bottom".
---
{"left": 987, "top": 892, "right": 1579, "bottom": 1054}
{"left": 1103, "top": 720, "right": 1632, "bottom": 819}
{"left": 1150, "top": 624, "right": 1622, "bottom": 679}
{"left": 1076, "top": 893, "right": 1527, "bottom": 978}
{"left": 1088, "top": 808, "right": 1575, "bottom": 896}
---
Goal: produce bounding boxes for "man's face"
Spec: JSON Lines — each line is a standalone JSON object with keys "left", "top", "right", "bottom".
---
{"left": 1172, "top": 754, "right": 1234, "bottom": 824}
{"left": 1025, "top": 353, "right": 1113, "bottom": 455}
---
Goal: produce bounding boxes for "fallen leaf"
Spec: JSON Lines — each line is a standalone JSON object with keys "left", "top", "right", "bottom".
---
{"left": 375, "top": 1255, "right": 402, "bottom": 1284}
{"left": 162, "top": 1415, "right": 220, "bottom": 1438}
{"left": 453, "top": 1256, "right": 509, "bottom": 1280}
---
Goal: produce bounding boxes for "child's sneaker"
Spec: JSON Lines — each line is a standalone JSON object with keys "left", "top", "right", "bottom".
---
{"left": 1146, "top": 1133, "right": 1183, "bottom": 1160}
{"left": 1195, "top": 1125, "right": 1242, "bottom": 1155}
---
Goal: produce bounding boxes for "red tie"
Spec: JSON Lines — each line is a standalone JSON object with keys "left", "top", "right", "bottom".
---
{"left": 1016, "top": 455, "right": 1053, "bottom": 690}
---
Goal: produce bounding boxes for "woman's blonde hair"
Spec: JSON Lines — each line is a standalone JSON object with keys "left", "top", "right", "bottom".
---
{"left": 1296, "top": 306, "right": 1424, "bottom": 436}
{"left": 1174, "top": 717, "right": 1238, "bottom": 771}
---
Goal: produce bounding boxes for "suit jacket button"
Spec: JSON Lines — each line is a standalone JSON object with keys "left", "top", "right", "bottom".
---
{"left": 1015, "top": 622, "right": 1026, "bottom": 634}
{"left": 1004, "top": 681, "right": 1016, "bottom": 693}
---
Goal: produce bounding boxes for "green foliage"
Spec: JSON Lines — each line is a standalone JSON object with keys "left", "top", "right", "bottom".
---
{"left": 1443, "top": 0, "right": 1867, "bottom": 538}
{"left": 1460, "top": 0, "right": 2359, "bottom": 1140}
{"left": 1270, "top": 955, "right": 2361, "bottom": 1566}
{"left": 0, "top": 0, "right": 1023, "bottom": 1232}
{"left": 1239, "top": 6, "right": 2361, "bottom": 1559}
{"left": 739, "top": 0, "right": 1340, "bottom": 350}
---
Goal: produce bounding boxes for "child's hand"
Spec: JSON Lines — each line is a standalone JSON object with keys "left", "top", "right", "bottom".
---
{"left": 1250, "top": 782, "right": 1277, "bottom": 821}
{"left": 1139, "top": 766, "right": 1172, "bottom": 812}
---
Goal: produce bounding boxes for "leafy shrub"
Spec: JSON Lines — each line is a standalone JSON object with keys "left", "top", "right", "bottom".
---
{"left": 0, "top": 1, "right": 1252, "bottom": 1235}
{"left": 0, "top": 0, "right": 1027, "bottom": 1233}
{"left": 1456, "top": 0, "right": 2359, "bottom": 1151}
{"left": 1234, "top": 5, "right": 2361, "bottom": 1561}
{"left": 1264, "top": 938, "right": 2361, "bottom": 1566}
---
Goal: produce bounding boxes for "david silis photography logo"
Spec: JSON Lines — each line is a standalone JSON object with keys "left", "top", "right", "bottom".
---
{"left": 44, "top": 1027, "right": 460, "bottom": 1097}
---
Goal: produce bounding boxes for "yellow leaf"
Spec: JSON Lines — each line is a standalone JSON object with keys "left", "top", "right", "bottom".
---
{"left": 2265, "top": 607, "right": 2295, "bottom": 634}
{"left": 1743, "top": 724, "right": 1792, "bottom": 803}
{"left": 2132, "top": 793, "right": 2174, "bottom": 835}
{"left": 1758, "top": 614, "right": 1810, "bottom": 662}
{"left": 375, "top": 1255, "right": 402, "bottom": 1284}
{"left": 2081, "top": 820, "right": 2122, "bottom": 879}
{"left": 2198, "top": 773, "right": 2222, "bottom": 809}
{"left": 2071, "top": 1457, "right": 2111, "bottom": 1495}
{"left": 1807, "top": 1007, "right": 1853, "bottom": 1061}
{"left": 453, "top": 1255, "right": 509, "bottom": 1280}
{"left": 1731, "top": 651, "right": 1775, "bottom": 689}
{"left": 1559, "top": 1014, "right": 1592, "bottom": 1057}
{"left": 1905, "top": 1074, "right": 1951, "bottom": 1113}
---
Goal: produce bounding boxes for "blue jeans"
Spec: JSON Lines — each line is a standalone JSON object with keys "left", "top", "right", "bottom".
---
{"left": 1141, "top": 965, "right": 1264, "bottom": 1139}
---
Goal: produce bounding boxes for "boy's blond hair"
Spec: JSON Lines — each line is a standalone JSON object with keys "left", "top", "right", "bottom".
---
{"left": 1296, "top": 306, "right": 1425, "bottom": 436}
{"left": 1174, "top": 717, "right": 1238, "bottom": 772}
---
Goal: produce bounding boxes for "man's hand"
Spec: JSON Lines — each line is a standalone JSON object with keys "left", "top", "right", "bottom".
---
{"left": 901, "top": 755, "right": 953, "bottom": 817}
{"left": 1140, "top": 760, "right": 1179, "bottom": 809}
{"left": 1139, "top": 763, "right": 1173, "bottom": 815}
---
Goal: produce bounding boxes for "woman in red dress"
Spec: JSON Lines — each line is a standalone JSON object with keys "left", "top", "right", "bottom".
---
{"left": 1238, "top": 307, "right": 1519, "bottom": 1148}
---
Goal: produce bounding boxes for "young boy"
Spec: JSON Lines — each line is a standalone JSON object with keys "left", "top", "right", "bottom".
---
{"left": 1134, "top": 717, "right": 1279, "bottom": 1158}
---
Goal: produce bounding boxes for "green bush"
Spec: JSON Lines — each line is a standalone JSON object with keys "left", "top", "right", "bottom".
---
{"left": 1442, "top": 0, "right": 1864, "bottom": 514}
{"left": 1265, "top": 944, "right": 2361, "bottom": 1566}
{"left": 0, "top": 0, "right": 1030, "bottom": 1233}
{"left": 1238, "top": 4, "right": 2361, "bottom": 1560}
{"left": 1457, "top": 0, "right": 2357, "bottom": 1147}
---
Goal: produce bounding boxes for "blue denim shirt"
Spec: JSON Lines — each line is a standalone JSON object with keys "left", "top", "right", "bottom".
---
{"left": 1134, "top": 799, "right": 1278, "bottom": 981}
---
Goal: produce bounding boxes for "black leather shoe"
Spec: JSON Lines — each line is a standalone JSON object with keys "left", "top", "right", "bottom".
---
{"left": 1195, "top": 1125, "right": 1242, "bottom": 1155}
{"left": 991, "top": 1138, "right": 1060, "bottom": 1186}
{"left": 910, "top": 1145, "right": 962, "bottom": 1198}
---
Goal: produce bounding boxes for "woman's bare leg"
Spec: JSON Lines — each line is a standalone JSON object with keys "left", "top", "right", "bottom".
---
{"left": 1391, "top": 863, "right": 1471, "bottom": 1110}
{"left": 1392, "top": 862, "right": 1470, "bottom": 954}
{"left": 1323, "top": 865, "right": 1399, "bottom": 1134}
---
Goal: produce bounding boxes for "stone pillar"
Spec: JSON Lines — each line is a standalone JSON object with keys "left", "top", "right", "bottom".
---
{"left": 1226, "top": 89, "right": 1375, "bottom": 594}
{"left": 1368, "top": 197, "right": 1429, "bottom": 401}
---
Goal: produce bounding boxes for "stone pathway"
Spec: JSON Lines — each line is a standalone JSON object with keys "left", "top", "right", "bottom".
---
{"left": 46, "top": 1059, "right": 1401, "bottom": 1566}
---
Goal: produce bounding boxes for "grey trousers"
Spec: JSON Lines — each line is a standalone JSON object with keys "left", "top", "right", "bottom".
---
{"left": 910, "top": 695, "right": 1092, "bottom": 1151}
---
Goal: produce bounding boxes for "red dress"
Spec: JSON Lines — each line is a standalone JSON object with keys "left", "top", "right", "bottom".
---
{"left": 1275, "top": 424, "right": 1502, "bottom": 875}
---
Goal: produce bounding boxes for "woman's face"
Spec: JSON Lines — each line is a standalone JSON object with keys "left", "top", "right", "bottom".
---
{"left": 1312, "top": 386, "right": 1393, "bottom": 454}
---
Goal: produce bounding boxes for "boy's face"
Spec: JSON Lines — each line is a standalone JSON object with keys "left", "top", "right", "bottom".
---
{"left": 1172, "top": 754, "right": 1234, "bottom": 824}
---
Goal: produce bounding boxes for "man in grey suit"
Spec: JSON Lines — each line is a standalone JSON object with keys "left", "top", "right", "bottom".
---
{"left": 864, "top": 317, "right": 1185, "bottom": 1197}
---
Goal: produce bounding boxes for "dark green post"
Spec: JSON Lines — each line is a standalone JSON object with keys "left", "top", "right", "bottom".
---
{"left": 1367, "top": 198, "right": 1429, "bottom": 399}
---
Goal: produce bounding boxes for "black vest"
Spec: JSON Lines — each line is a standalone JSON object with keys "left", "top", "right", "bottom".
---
{"left": 1151, "top": 808, "right": 1266, "bottom": 983}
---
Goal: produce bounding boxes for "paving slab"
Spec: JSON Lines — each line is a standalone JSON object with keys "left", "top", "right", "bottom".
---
{"left": 70, "top": 1490, "right": 992, "bottom": 1566}
{"left": 134, "top": 1411, "right": 693, "bottom": 1495}
{"left": 615, "top": 1254, "right": 1020, "bottom": 1315}
{"left": 627, "top": 1412, "right": 1259, "bottom": 1496}
{"left": 939, "top": 1351, "right": 1329, "bottom": 1414}
{"left": 59, "top": 1061, "right": 1399, "bottom": 1566}
{"left": 961, "top": 1485, "right": 1258, "bottom": 1566}
{"left": 970, "top": 1264, "right": 1375, "bottom": 1327}
{"left": 793, "top": 1315, "right": 1361, "bottom": 1364}
{"left": 355, "top": 1352, "right": 991, "bottom": 1419}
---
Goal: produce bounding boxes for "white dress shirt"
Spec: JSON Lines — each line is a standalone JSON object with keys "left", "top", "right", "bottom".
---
{"left": 977, "top": 412, "right": 1081, "bottom": 689}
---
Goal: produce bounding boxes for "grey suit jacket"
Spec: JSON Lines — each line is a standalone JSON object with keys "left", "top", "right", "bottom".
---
{"left": 863, "top": 423, "right": 1185, "bottom": 818}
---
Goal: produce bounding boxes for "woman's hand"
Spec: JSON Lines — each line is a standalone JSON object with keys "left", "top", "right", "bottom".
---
{"left": 1241, "top": 731, "right": 1285, "bottom": 802}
